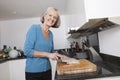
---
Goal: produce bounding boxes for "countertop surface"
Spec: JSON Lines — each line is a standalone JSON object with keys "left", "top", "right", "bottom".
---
{"left": 56, "top": 61, "right": 120, "bottom": 80}
{"left": 0, "top": 56, "right": 26, "bottom": 63}
{"left": 87, "top": 76, "right": 120, "bottom": 80}
{"left": 0, "top": 55, "right": 120, "bottom": 80}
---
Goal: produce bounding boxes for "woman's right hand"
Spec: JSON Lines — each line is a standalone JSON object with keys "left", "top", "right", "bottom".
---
{"left": 47, "top": 53, "right": 68, "bottom": 60}
{"left": 47, "top": 53, "right": 58, "bottom": 60}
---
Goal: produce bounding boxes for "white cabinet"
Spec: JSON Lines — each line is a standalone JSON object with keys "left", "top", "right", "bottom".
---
{"left": 67, "top": 0, "right": 120, "bottom": 29}
{"left": 0, "top": 59, "right": 26, "bottom": 80}
{"left": 84, "top": 0, "right": 120, "bottom": 19}
{"left": 0, "top": 62, "right": 10, "bottom": 80}
{"left": 9, "top": 59, "right": 26, "bottom": 80}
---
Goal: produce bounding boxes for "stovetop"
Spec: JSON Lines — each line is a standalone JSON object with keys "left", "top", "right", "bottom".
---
{"left": 101, "top": 67, "right": 112, "bottom": 75}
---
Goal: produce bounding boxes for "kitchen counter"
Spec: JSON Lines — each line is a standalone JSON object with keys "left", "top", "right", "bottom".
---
{"left": 0, "top": 53, "right": 120, "bottom": 80}
{"left": 55, "top": 49, "right": 120, "bottom": 80}
{"left": 55, "top": 61, "right": 120, "bottom": 80}
{"left": 87, "top": 76, "right": 120, "bottom": 80}
{"left": 0, "top": 56, "right": 26, "bottom": 64}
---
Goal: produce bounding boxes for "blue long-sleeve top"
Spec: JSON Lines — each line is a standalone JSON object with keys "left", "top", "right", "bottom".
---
{"left": 24, "top": 24, "right": 54, "bottom": 72}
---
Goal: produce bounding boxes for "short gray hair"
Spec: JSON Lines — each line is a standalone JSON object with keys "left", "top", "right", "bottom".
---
{"left": 40, "top": 7, "right": 61, "bottom": 28}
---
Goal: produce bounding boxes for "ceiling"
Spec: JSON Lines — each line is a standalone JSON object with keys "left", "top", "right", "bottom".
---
{"left": 0, "top": 0, "right": 68, "bottom": 21}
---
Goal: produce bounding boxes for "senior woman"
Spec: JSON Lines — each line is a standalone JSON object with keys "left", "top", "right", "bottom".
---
{"left": 24, "top": 7, "right": 67, "bottom": 80}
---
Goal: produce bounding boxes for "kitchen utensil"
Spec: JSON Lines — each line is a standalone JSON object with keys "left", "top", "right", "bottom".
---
{"left": 76, "top": 52, "right": 88, "bottom": 59}
{"left": 9, "top": 50, "right": 18, "bottom": 58}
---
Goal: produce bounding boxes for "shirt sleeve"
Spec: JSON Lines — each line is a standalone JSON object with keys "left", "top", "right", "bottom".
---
{"left": 23, "top": 25, "right": 36, "bottom": 57}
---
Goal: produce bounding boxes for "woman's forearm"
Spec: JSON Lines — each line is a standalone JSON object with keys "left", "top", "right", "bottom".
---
{"left": 33, "top": 51, "right": 68, "bottom": 60}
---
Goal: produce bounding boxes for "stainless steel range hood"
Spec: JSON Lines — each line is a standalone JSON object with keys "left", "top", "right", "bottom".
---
{"left": 79, "top": 18, "right": 119, "bottom": 31}
{"left": 80, "top": 18, "right": 108, "bottom": 30}
{"left": 68, "top": 17, "right": 119, "bottom": 38}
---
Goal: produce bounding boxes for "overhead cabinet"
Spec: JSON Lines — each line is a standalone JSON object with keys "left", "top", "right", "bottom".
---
{"left": 84, "top": 0, "right": 120, "bottom": 19}
{"left": 66, "top": 0, "right": 120, "bottom": 29}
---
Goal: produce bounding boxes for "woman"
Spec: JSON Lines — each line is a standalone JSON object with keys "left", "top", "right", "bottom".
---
{"left": 24, "top": 7, "right": 67, "bottom": 80}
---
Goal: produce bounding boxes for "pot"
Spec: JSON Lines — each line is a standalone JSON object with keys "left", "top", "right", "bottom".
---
{"left": 9, "top": 50, "right": 18, "bottom": 58}
{"left": 76, "top": 52, "right": 88, "bottom": 59}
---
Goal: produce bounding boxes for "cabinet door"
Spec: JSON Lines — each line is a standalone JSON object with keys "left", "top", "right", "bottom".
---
{"left": 84, "top": 0, "right": 120, "bottom": 19}
{"left": 0, "top": 62, "right": 10, "bottom": 80}
{"left": 9, "top": 59, "right": 26, "bottom": 80}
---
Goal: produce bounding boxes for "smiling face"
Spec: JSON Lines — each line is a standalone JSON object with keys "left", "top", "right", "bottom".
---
{"left": 44, "top": 8, "right": 58, "bottom": 27}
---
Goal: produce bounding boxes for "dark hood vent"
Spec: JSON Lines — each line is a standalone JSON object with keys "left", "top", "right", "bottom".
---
{"left": 68, "top": 18, "right": 119, "bottom": 36}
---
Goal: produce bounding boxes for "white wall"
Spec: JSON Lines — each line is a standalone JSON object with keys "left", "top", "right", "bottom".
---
{"left": 98, "top": 17, "right": 120, "bottom": 57}
{"left": 0, "top": 23, "right": 1, "bottom": 49}
{"left": 66, "top": 0, "right": 85, "bottom": 15}
{"left": 51, "top": 16, "right": 70, "bottom": 49}
{"left": 84, "top": 0, "right": 120, "bottom": 19}
{"left": 99, "top": 26, "right": 120, "bottom": 57}
{"left": 0, "top": 16, "right": 70, "bottom": 50}
{"left": 0, "top": 18, "right": 40, "bottom": 50}
{"left": 65, "top": 0, "right": 86, "bottom": 29}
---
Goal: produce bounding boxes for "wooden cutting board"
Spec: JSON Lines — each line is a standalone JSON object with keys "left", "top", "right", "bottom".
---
{"left": 57, "top": 59, "right": 97, "bottom": 75}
